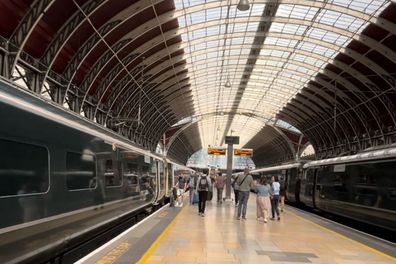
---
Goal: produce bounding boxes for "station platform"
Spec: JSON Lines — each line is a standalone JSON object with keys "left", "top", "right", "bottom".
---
{"left": 78, "top": 193, "right": 396, "bottom": 264}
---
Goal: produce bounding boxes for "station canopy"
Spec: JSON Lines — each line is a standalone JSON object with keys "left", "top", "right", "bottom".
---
{"left": 1, "top": 0, "right": 396, "bottom": 165}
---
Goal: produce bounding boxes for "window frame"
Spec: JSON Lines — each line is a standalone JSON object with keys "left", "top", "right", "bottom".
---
{"left": 65, "top": 151, "right": 97, "bottom": 192}
{"left": 0, "top": 137, "right": 51, "bottom": 198}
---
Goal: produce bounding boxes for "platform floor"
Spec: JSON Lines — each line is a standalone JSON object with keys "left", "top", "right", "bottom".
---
{"left": 142, "top": 194, "right": 395, "bottom": 264}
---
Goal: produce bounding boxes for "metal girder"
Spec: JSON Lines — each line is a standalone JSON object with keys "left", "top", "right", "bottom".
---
{"left": 313, "top": 75, "right": 374, "bottom": 139}
{"left": 174, "top": 0, "right": 395, "bottom": 34}
{"left": 292, "top": 93, "right": 348, "bottom": 144}
{"left": 284, "top": 102, "right": 334, "bottom": 148}
{"left": 41, "top": 0, "right": 107, "bottom": 75}
{"left": 72, "top": 2, "right": 396, "bottom": 113}
{"left": 7, "top": 0, "right": 56, "bottom": 78}
{"left": 176, "top": 31, "right": 396, "bottom": 86}
{"left": 277, "top": 112, "right": 321, "bottom": 152}
{"left": 280, "top": 107, "right": 327, "bottom": 147}
{"left": 75, "top": 39, "right": 135, "bottom": 111}
{"left": 304, "top": 82, "right": 362, "bottom": 134}
{"left": 63, "top": 19, "right": 122, "bottom": 80}
{"left": 93, "top": 53, "right": 184, "bottom": 119}
{"left": 299, "top": 86, "right": 356, "bottom": 147}
{"left": 94, "top": 35, "right": 180, "bottom": 102}
{"left": 112, "top": 67, "right": 188, "bottom": 121}
{"left": 137, "top": 88, "right": 192, "bottom": 134}
{"left": 173, "top": 16, "right": 396, "bottom": 62}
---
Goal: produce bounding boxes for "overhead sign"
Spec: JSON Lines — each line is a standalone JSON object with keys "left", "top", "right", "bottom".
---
{"left": 234, "top": 149, "right": 253, "bottom": 156}
{"left": 225, "top": 136, "right": 239, "bottom": 145}
{"left": 208, "top": 148, "right": 226, "bottom": 155}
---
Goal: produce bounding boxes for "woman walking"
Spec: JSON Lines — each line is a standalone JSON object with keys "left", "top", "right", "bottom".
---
{"left": 255, "top": 178, "right": 272, "bottom": 223}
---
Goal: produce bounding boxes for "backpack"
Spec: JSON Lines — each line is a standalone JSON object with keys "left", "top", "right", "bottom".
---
{"left": 198, "top": 176, "right": 209, "bottom": 190}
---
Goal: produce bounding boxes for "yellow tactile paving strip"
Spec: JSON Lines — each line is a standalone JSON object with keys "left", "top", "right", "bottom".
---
{"left": 142, "top": 196, "right": 395, "bottom": 264}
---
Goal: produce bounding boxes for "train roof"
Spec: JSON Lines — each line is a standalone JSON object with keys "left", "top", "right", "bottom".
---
{"left": 250, "top": 163, "right": 303, "bottom": 174}
{"left": 304, "top": 146, "right": 396, "bottom": 168}
{"left": 0, "top": 80, "right": 189, "bottom": 167}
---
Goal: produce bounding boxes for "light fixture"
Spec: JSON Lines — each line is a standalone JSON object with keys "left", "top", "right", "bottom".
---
{"left": 224, "top": 78, "right": 231, "bottom": 88}
{"left": 237, "top": 0, "right": 250, "bottom": 11}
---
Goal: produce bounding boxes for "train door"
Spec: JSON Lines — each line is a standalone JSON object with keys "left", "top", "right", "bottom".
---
{"left": 312, "top": 168, "right": 318, "bottom": 208}
{"left": 141, "top": 157, "right": 157, "bottom": 203}
{"left": 166, "top": 163, "right": 174, "bottom": 197}
{"left": 300, "top": 168, "right": 315, "bottom": 207}
{"left": 157, "top": 161, "right": 165, "bottom": 201}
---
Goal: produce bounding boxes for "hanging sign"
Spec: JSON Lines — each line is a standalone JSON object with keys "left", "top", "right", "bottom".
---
{"left": 234, "top": 149, "right": 253, "bottom": 156}
{"left": 208, "top": 148, "right": 226, "bottom": 155}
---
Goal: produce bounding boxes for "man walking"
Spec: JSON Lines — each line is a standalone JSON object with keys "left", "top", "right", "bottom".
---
{"left": 196, "top": 173, "right": 212, "bottom": 217}
{"left": 236, "top": 168, "right": 254, "bottom": 220}
{"left": 215, "top": 172, "right": 226, "bottom": 204}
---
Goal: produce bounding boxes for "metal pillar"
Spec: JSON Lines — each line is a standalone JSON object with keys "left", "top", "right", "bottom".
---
{"left": 225, "top": 143, "right": 233, "bottom": 200}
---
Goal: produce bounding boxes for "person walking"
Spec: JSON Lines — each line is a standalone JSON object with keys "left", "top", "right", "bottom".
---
{"left": 236, "top": 168, "right": 254, "bottom": 220}
{"left": 270, "top": 176, "right": 281, "bottom": 220}
{"left": 232, "top": 176, "right": 239, "bottom": 207}
{"left": 176, "top": 175, "right": 186, "bottom": 207}
{"left": 196, "top": 173, "right": 212, "bottom": 217}
{"left": 215, "top": 172, "right": 226, "bottom": 204}
{"left": 188, "top": 172, "right": 199, "bottom": 204}
{"left": 255, "top": 178, "right": 272, "bottom": 223}
{"left": 279, "top": 181, "right": 286, "bottom": 212}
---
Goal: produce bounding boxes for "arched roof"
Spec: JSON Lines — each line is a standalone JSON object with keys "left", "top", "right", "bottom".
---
{"left": 1, "top": 0, "right": 396, "bottom": 163}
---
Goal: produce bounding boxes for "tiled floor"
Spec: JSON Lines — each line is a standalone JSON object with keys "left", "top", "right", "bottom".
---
{"left": 144, "top": 194, "right": 395, "bottom": 264}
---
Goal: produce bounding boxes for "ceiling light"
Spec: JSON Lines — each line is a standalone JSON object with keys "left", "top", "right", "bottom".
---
{"left": 237, "top": 0, "right": 250, "bottom": 11}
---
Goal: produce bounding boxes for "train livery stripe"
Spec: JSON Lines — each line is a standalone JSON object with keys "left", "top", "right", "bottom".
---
{"left": 137, "top": 205, "right": 187, "bottom": 264}
{"left": 288, "top": 210, "right": 396, "bottom": 261}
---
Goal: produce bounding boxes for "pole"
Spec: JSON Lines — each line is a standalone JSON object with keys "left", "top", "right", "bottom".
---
{"left": 226, "top": 143, "right": 233, "bottom": 200}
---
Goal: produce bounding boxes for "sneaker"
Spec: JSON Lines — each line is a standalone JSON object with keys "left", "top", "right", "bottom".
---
{"left": 236, "top": 217, "right": 241, "bottom": 220}
{"left": 264, "top": 219, "right": 268, "bottom": 223}
{"left": 242, "top": 217, "right": 247, "bottom": 220}
{"left": 201, "top": 213, "right": 205, "bottom": 217}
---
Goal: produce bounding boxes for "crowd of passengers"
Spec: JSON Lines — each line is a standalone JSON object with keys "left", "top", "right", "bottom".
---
{"left": 174, "top": 168, "right": 285, "bottom": 222}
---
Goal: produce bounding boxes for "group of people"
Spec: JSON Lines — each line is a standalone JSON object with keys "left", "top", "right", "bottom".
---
{"left": 232, "top": 168, "right": 285, "bottom": 222}
{"left": 174, "top": 168, "right": 285, "bottom": 222}
{"left": 175, "top": 171, "right": 226, "bottom": 216}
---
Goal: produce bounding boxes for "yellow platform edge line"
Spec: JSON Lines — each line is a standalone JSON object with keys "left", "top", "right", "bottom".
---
{"left": 288, "top": 210, "right": 396, "bottom": 261}
{"left": 136, "top": 206, "right": 186, "bottom": 264}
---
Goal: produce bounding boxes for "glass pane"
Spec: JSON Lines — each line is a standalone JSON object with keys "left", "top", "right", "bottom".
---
{"left": 0, "top": 139, "right": 49, "bottom": 197}
{"left": 66, "top": 152, "right": 96, "bottom": 190}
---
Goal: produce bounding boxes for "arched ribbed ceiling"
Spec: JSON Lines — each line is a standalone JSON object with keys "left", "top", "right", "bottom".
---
{"left": 174, "top": 0, "right": 394, "bottom": 150}
{"left": 1, "top": 0, "right": 396, "bottom": 163}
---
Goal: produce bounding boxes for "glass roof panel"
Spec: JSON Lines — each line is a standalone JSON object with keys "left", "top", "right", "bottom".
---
{"left": 174, "top": 0, "right": 390, "bottom": 148}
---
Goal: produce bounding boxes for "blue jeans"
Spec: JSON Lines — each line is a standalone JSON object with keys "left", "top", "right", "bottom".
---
{"left": 271, "top": 195, "right": 280, "bottom": 218}
{"left": 237, "top": 191, "right": 250, "bottom": 218}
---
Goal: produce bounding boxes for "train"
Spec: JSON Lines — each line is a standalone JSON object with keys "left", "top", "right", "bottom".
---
{"left": 249, "top": 148, "right": 396, "bottom": 231}
{"left": 0, "top": 79, "right": 193, "bottom": 263}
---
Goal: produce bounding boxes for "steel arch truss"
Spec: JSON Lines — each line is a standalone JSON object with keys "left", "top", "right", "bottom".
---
{"left": 1, "top": 0, "right": 396, "bottom": 161}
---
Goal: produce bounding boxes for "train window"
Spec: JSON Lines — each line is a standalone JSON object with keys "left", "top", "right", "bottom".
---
{"left": 104, "top": 159, "right": 121, "bottom": 187}
{"left": 0, "top": 138, "right": 49, "bottom": 197}
{"left": 120, "top": 150, "right": 141, "bottom": 186}
{"left": 66, "top": 152, "right": 96, "bottom": 190}
{"left": 123, "top": 163, "right": 139, "bottom": 186}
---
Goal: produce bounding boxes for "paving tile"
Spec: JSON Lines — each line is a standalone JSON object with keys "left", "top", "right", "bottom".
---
{"left": 136, "top": 192, "right": 395, "bottom": 264}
